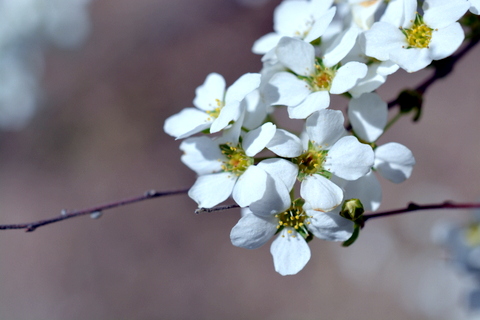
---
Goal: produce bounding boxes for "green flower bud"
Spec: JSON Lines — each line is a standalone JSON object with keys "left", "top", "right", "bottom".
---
{"left": 339, "top": 199, "right": 364, "bottom": 222}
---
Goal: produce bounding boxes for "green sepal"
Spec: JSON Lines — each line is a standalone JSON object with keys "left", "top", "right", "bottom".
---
{"left": 310, "top": 37, "right": 322, "bottom": 46}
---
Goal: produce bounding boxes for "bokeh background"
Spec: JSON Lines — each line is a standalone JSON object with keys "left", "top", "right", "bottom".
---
{"left": 0, "top": 0, "right": 479, "bottom": 319}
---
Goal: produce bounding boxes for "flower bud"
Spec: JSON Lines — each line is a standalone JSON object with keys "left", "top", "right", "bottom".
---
{"left": 340, "top": 199, "right": 364, "bottom": 222}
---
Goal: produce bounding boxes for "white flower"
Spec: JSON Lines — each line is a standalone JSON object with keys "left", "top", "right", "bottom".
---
{"left": 230, "top": 193, "right": 353, "bottom": 276}
{"left": 364, "top": 0, "right": 470, "bottom": 72}
{"left": 267, "top": 109, "right": 375, "bottom": 182}
{"left": 268, "top": 36, "right": 367, "bottom": 119}
{"left": 164, "top": 72, "right": 260, "bottom": 139}
{"left": 252, "top": 0, "right": 336, "bottom": 54}
{"left": 347, "top": 92, "right": 415, "bottom": 184}
{"left": 179, "top": 121, "right": 299, "bottom": 209}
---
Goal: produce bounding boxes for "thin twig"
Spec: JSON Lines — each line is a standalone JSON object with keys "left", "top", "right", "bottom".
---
{"left": 195, "top": 204, "right": 240, "bottom": 214}
{"left": 363, "top": 201, "right": 480, "bottom": 222}
{"left": 0, "top": 188, "right": 190, "bottom": 232}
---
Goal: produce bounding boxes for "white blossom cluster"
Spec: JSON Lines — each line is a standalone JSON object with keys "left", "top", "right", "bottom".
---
{"left": 0, "top": 0, "right": 92, "bottom": 130}
{"left": 165, "top": 0, "right": 475, "bottom": 275}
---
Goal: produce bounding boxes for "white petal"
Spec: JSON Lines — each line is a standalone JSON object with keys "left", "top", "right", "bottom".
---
{"left": 348, "top": 92, "right": 387, "bottom": 142}
{"left": 344, "top": 170, "right": 382, "bottom": 211}
{"left": 374, "top": 142, "right": 415, "bottom": 183}
{"left": 276, "top": 37, "right": 315, "bottom": 76}
{"left": 423, "top": 0, "right": 469, "bottom": 29}
{"left": 303, "top": 6, "right": 336, "bottom": 42}
{"left": 188, "top": 173, "right": 237, "bottom": 208}
{"left": 219, "top": 111, "right": 244, "bottom": 143}
{"left": 247, "top": 168, "right": 292, "bottom": 216}
{"left": 330, "top": 61, "right": 367, "bottom": 94}
{"left": 163, "top": 108, "right": 212, "bottom": 139}
{"left": 242, "top": 90, "right": 268, "bottom": 130}
{"left": 428, "top": 23, "right": 464, "bottom": 61}
{"left": 270, "top": 229, "right": 311, "bottom": 276}
{"left": 301, "top": 174, "right": 343, "bottom": 212}
{"left": 390, "top": 47, "right": 432, "bottom": 73}
{"left": 364, "top": 22, "right": 405, "bottom": 61}
{"left": 380, "top": 0, "right": 414, "bottom": 27}
{"left": 306, "top": 109, "right": 346, "bottom": 148}
{"left": 310, "top": 0, "right": 334, "bottom": 13}
{"left": 326, "top": 136, "right": 374, "bottom": 180}
{"left": 252, "top": 33, "right": 282, "bottom": 55}
{"left": 193, "top": 73, "right": 226, "bottom": 111}
{"left": 230, "top": 213, "right": 277, "bottom": 249}
{"left": 351, "top": 0, "right": 383, "bottom": 30}
{"left": 402, "top": 0, "right": 419, "bottom": 28}
{"left": 323, "top": 27, "right": 359, "bottom": 67}
{"left": 180, "top": 137, "right": 223, "bottom": 175}
{"left": 306, "top": 210, "right": 354, "bottom": 241}
{"left": 269, "top": 72, "right": 311, "bottom": 106}
{"left": 225, "top": 73, "right": 261, "bottom": 104}
{"left": 348, "top": 67, "right": 387, "bottom": 98}
{"left": 470, "top": 0, "right": 480, "bottom": 14}
{"left": 266, "top": 129, "right": 303, "bottom": 157}
{"left": 232, "top": 166, "right": 268, "bottom": 207}
{"left": 376, "top": 60, "right": 400, "bottom": 76}
{"left": 257, "top": 158, "right": 298, "bottom": 191}
{"left": 287, "top": 91, "right": 330, "bottom": 119}
{"left": 243, "top": 122, "right": 276, "bottom": 157}
{"left": 274, "top": 1, "right": 311, "bottom": 35}
{"left": 210, "top": 101, "right": 242, "bottom": 134}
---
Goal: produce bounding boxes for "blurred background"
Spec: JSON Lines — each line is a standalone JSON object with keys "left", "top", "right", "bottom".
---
{"left": 0, "top": 0, "right": 479, "bottom": 319}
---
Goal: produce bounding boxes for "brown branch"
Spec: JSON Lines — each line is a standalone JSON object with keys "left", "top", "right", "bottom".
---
{"left": 0, "top": 188, "right": 190, "bottom": 232}
{"left": 197, "top": 201, "right": 480, "bottom": 223}
{"left": 363, "top": 201, "right": 480, "bottom": 222}
{"left": 195, "top": 204, "right": 240, "bottom": 214}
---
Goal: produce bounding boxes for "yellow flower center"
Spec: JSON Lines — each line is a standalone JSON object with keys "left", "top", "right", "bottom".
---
{"left": 402, "top": 14, "right": 434, "bottom": 49}
{"left": 275, "top": 199, "right": 311, "bottom": 239}
{"left": 310, "top": 63, "right": 335, "bottom": 91}
{"left": 219, "top": 143, "right": 253, "bottom": 176}
{"left": 293, "top": 141, "right": 330, "bottom": 180}
{"left": 206, "top": 99, "right": 224, "bottom": 120}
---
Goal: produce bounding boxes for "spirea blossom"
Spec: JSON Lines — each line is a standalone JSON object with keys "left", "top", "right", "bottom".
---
{"left": 161, "top": 0, "right": 480, "bottom": 275}
{"left": 364, "top": 0, "right": 469, "bottom": 72}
